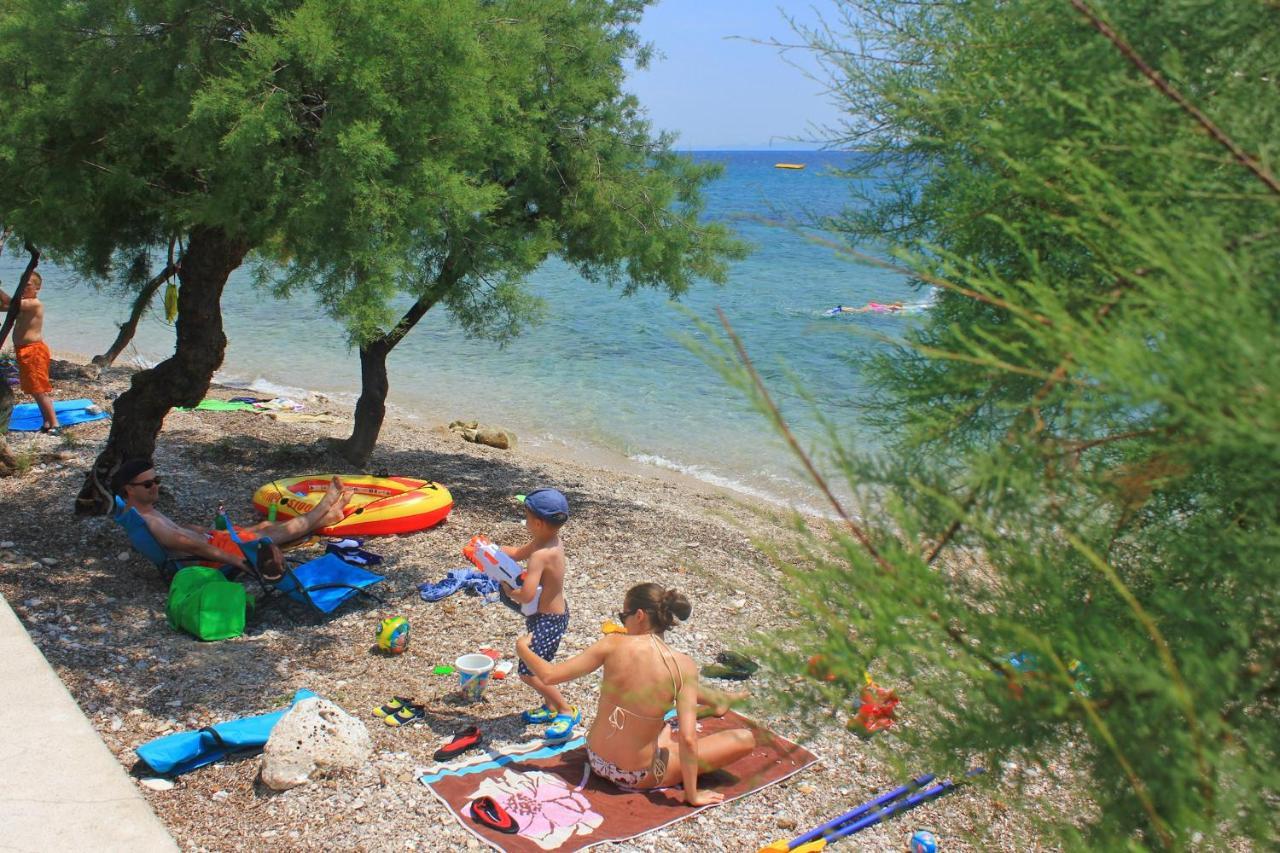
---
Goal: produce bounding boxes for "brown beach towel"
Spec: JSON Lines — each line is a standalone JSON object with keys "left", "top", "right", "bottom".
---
{"left": 421, "top": 712, "right": 818, "bottom": 852}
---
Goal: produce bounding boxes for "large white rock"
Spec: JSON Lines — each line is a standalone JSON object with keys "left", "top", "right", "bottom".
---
{"left": 260, "top": 698, "right": 372, "bottom": 791}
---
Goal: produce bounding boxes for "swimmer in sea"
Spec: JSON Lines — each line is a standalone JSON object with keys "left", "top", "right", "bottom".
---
{"left": 836, "top": 300, "right": 905, "bottom": 314}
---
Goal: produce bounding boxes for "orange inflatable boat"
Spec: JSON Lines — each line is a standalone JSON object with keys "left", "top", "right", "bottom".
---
{"left": 252, "top": 475, "right": 453, "bottom": 536}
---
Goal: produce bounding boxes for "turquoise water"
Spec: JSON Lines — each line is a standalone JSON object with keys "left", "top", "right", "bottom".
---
{"left": 2, "top": 151, "right": 920, "bottom": 507}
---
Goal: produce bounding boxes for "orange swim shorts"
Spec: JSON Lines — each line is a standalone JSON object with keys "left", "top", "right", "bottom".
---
{"left": 16, "top": 340, "right": 52, "bottom": 395}
{"left": 203, "top": 526, "right": 257, "bottom": 567}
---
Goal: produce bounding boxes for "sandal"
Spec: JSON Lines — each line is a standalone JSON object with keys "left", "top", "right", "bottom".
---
{"left": 372, "top": 697, "right": 417, "bottom": 719}
{"left": 521, "top": 704, "right": 556, "bottom": 724}
{"left": 544, "top": 707, "right": 580, "bottom": 741}
{"left": 700, "top": 664, "right": 752, "bottom": 681}
{"left": 469, "top": 796, "right": 519, "bottom": 834}
{"left": 384, "top": 703, "right": 426, "bottom": 727}
{"left": 255, "top": 540, "right": 285, "bottom": 583}
{"left": 433, "top": 725, "right": 484, "bottom": 761}
{"left": 715, "top": 650, "right": 760, "bottom": 675}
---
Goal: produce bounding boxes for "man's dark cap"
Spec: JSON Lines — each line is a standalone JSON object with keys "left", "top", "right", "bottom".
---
{"left": 112, "top": 458, "right": 154, "bottom": 495}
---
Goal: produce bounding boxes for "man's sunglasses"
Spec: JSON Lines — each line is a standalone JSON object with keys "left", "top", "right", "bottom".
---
{"left": 129, "top": 477, "right": 161, "bottom": 489}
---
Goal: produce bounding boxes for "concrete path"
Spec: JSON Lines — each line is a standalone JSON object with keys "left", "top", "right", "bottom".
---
{"left": 0, "top": 592, "right": 177, "bottom": 851}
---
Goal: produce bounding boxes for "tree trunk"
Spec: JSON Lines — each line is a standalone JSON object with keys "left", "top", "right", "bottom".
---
{"left": 75, "top": 227, "right": 249, "bottom": 514}
{"left": 337, "top": 259, "right": 461, "bottom": 467}
{"left": 0, "top": 243, "right": 40, "bottom": 477}
{"left": 0, "top": 387, "right": 15, "bottom": 475}
{"left": 339, "top": 338, "right": 394, "bottom": 467}
{"left": 92, "top": 262, "right": 177, "bottom": 368}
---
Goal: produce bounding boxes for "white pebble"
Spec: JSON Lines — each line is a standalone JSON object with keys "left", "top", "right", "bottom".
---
{"left": 140, "top": 777, "right": 174, "bottom": 791}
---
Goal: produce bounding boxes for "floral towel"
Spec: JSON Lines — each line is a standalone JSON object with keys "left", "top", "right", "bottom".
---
{"left": 422, "top": 712, "right": 817, "bottom": 852}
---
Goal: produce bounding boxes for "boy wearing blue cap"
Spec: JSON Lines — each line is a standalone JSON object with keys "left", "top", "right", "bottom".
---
{"left": 501, "top": 488, "right": 579, "bottom": 739}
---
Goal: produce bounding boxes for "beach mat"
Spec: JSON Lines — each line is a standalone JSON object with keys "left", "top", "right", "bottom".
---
{"left": 135, "top": 689, "right": 317, "bottom": 777}
{"left": 422, "top": 712, "right": 818, "bottom": 852}
{"left": 7, "top": 398, "right": 109, "bottom": 431}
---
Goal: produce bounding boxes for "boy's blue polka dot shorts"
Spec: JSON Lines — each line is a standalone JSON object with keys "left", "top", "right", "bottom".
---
{"left": 520, "top": 608, "right": 570, "bottom": 676}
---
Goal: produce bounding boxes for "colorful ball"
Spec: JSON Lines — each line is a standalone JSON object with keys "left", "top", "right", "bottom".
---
{"left": 376, "top": 617, "right": 410, "bottom": 654}
{"left": 909, "top": 830, "right": 938, "bottom": 853}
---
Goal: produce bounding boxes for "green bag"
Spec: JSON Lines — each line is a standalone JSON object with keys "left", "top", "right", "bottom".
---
{"left": 166, "top": 566, "right": 254, "bottom": 641}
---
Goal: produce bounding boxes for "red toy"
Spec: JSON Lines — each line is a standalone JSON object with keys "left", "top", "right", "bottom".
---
{"left": 847, "top": 674, "right": 899, "bottom": 739}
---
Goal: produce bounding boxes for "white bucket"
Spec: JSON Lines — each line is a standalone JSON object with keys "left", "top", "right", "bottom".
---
{"left": 455, "top": 653, "right": 495, "bottom": 701}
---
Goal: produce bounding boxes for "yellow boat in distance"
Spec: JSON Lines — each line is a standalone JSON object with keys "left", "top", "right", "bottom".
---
{"left": 774, "top": 162, "right": 806, "bottom": 170}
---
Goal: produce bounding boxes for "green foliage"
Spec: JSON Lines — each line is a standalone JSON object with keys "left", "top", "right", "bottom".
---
{"left": 0, "top": 1, "right": 743, "bottom": 346}
{"left": 709, "top": 1, "right": 1278, "bottom": 847}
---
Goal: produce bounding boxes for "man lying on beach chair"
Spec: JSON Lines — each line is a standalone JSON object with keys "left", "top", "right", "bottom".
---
{"left": 112, "top": 458, "right": 353, "bottom": 583}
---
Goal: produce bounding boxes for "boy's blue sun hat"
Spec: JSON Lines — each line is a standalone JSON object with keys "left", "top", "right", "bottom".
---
{"left": 519, "top": 488, "right": 569, "bottom": 524}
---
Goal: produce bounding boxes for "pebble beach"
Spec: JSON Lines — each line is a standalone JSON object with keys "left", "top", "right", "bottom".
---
{"left": 0, "top": 355, "right": 1059, "bottom": 851}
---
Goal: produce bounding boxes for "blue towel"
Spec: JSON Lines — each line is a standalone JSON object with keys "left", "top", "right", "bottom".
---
{"left": 8, "top": 398, "right": 110, "bottom": 431}
{"left": 420, "top": 569, "right": 500, "bottom": 604}
{"left": 136, "top": 689, "right": 318, "bottom": 776}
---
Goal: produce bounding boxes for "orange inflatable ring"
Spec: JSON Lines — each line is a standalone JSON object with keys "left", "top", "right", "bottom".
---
{"left": 252, "top": 475, "right": 453, "bottom": 536}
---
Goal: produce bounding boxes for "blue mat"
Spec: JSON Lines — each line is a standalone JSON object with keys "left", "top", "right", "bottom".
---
{"left": 7, "top": 398, "right": 109, "bottom": 431}
{"left": 136, "top": 689, "right": 318, "bottom": 776}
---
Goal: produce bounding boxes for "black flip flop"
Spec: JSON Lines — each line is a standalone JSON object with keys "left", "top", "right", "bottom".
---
{"left": 434, "top": 725, "right": 484, "bottom": 761}
{"left": 469, "top": 795, "right": 518, "bottom": 834}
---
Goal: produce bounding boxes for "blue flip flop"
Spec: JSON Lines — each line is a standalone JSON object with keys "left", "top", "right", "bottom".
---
{"left": 544, "top": 707, "right": 581, "bottom": 740}
{"left": 418, "top": 571, "right": 468, "bottom": 602}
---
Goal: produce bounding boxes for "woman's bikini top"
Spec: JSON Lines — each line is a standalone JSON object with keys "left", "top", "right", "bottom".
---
{"left": 605, "top": 633, "right": 684, "bottom": 733}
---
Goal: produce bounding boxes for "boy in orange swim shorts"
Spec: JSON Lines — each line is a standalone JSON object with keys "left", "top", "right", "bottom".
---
{"left": 1, "top": 271, "right": 59, "bottom": 433}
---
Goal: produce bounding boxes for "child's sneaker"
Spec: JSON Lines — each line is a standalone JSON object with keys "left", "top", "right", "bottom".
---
{"left": 521, "top": 704, "right": 556, "bottom": 724}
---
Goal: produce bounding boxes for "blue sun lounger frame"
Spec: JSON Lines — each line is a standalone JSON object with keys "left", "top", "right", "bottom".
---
{"left": 113, "top": 498, "right": 385, "bottom": 615}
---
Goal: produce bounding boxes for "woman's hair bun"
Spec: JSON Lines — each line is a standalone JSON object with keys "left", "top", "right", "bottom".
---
{"left": 661, "top": 588, "right": 692, "bottom": 625}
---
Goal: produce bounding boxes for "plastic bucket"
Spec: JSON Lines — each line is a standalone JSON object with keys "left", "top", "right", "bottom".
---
{"left": 455, "top": 653, "right": 495, "bottom": 701}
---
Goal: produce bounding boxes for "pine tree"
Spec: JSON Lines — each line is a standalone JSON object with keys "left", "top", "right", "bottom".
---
{"left": 0, "top": 1, "right": 742, "bottom": 499}
{"left": 712, "top": 1, "right": 1278, "bottom": 846}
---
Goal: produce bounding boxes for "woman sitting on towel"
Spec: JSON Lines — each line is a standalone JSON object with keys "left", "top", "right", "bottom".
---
{"left": 517, "top": 583, "right": 756, "bottom": 805}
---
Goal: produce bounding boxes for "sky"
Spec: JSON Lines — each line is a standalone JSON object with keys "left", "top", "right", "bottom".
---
{"left": 627, "top": 1, "right": 845, "bottom": 151}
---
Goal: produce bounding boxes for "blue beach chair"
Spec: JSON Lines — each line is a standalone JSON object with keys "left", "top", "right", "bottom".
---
{"left": 221, "top": 516, "right": 385, "bottom": 616}
{"left": 112, "top": 496, "right": 228, "bottom": 583}
{"left": 113, "top": 498, "right": 385, "bottom": 616}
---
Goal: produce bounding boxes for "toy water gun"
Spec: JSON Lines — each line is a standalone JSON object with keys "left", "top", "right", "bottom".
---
{"left": 757, "top": 769, "right": 983, "bottom": 852}
{"left": 463, "top": 534, "right": 524, "bottom": 586}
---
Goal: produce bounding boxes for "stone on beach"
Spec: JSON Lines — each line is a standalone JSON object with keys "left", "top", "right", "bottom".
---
{"left": 449, "top": 419, "right": 517, "bottom": 449}
{"left": 260, "top": 698, "right": 372, "bottom": 791}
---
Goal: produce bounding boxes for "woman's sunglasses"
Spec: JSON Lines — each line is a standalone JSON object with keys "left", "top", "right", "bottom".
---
{"left": 129, "top": 477, "right": 161, "bottom": 489}
{"left": 617, "top": 608, "right": 638, "bottom": 623}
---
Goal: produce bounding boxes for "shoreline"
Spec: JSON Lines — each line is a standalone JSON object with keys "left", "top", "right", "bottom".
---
{"left": 51, "top": 344, "right": 833, "bottom": 520}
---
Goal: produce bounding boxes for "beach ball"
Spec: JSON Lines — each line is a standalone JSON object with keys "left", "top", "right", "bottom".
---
{"left": 909, "top": 830, "right": 938, "bottom": 853}
{"left": 376, "top": 617, "right": 410, "bottom": 654}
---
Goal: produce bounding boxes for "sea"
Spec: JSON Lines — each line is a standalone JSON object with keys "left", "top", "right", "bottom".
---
{"left": 2, "top": 151, "right": 926, "bottom": 512}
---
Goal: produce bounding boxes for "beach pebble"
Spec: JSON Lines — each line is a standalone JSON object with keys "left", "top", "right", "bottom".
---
{"left": 110, "top": 716, "right": 124, "bottom": 732}
{"left": 140, "top": 778, "right": 175, "bottom": 791}
{"left": 777, "top": 817, "right": 798, "bottom": 830}
{"left": 0, "top": 540, "right": 15, "bottom": 548}
{"left": 117, "top": 551, "right": 132, "bottom": 562}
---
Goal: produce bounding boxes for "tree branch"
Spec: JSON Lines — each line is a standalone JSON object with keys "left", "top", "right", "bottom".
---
{"left": 1069, "top": 0, "right": 1280, "bottom": 197}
